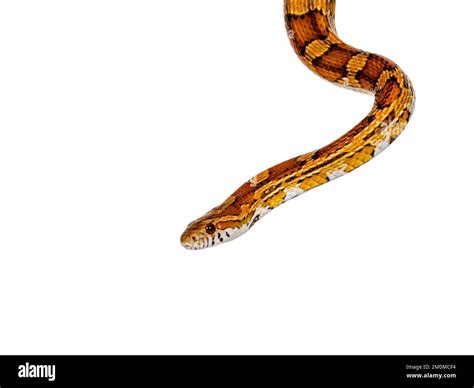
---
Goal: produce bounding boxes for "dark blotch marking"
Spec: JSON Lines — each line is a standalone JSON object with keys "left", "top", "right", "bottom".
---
{"left": 376, "top": 76, "right": 401, "bottom": 109}
{"left": 356, "top": 54, "right": 396, "bottom": 92}
{"left": 285, "top": 9, "right": 330, "bottom": 56}
{"left": 249, "top": 214, "right": 260, "bottom": 229}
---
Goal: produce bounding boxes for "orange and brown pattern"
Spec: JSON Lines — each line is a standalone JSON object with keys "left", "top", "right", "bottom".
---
{"left": 181, "top": 0, "right": 415, "bottom": 250}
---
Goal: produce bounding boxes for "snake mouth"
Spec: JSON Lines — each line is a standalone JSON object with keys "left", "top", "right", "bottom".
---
{"left": 181, "top": 241, "right": 203, "bottom": 250}
{"left": 182, "top": 244, "right": 199, "bottom": 250}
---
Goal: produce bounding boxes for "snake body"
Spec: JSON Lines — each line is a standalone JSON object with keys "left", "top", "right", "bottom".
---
{"left": 181, "top": 0, "right": 415, "bottom": 250}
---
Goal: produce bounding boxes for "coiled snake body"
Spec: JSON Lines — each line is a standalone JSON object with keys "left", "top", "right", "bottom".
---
{"left": 181, "top": 0, "right": 415, "bottom": 250}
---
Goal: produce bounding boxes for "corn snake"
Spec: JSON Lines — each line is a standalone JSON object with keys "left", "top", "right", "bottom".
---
{"left": 181, "top": 0, "right": 415, "bottom": 250}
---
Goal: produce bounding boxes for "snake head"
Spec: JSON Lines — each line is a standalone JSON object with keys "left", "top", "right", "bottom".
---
{"left": 180, "top": 203, "right": 272, "bottom": 250}
{"left": 180, "top": 216, "right": 236, "bottom": 250}
{"left": 181, "top": 183, "right": 274, "bottom": 250}
{"left": 180, "top": 203, "right": 254, "bottom": 250}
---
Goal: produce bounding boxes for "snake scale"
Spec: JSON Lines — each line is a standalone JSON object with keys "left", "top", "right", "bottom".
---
{"left": 181, "top": 0, "right": 415, "bottom": 250}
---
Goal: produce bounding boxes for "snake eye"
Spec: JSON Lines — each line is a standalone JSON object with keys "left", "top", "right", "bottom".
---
{"left": 205, "top": 223, "right": 216, "bottom": 235}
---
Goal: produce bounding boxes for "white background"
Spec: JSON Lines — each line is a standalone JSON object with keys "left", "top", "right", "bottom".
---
{"left": 0, "top": 0, "right": 473, "bottom": 355}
